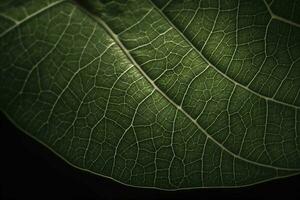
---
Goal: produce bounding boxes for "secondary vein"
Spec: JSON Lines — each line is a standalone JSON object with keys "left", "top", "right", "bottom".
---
{"left": 0, "top": 0, "right": 66, "bottom": 38}
{"left": 148, "top": 0, "right": 300, "bottom": 110}
{"left": 80, "top": 6, "right": 300, "bottom": 172}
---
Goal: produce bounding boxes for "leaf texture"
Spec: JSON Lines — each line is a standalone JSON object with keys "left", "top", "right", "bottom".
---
{"left": 0, "top": 0, "right": 300, "bottom": 189}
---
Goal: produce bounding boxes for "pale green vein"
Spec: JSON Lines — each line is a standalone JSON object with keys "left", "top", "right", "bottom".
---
{"left": 18, "top": 7, "right": 75, "bottom": 95}
{"left": 0, "top": 0, "right": 66, "bottom": 38}
{"left": 0, "top": 13, "right": 18, "bottom": 23}
{"left": 83, "top": 7, "right": 300, "bottom": 172}
{"left": 149, "top": 0, "right": 300, "bottom": 110}
{"left": 263, "top": 0, "right": 300, "bottom": 28}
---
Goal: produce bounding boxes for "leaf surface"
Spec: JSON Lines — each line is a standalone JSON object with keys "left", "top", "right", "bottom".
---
{"left": 1, "top": 0, "right": 300, "bottom": 189}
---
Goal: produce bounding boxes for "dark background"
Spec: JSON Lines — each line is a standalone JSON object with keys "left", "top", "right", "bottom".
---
{"left": 1, "top": 112, "right": 300, "bottom": 200}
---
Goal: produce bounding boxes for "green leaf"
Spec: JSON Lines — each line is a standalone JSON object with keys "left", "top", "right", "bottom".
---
{"left": 1, "top": 0, "right": 300, "bottom": 189}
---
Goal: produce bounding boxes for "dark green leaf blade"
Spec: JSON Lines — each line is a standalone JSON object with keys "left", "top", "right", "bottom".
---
{"left": 1, "top": 0, "right": 300, "bottom": 189}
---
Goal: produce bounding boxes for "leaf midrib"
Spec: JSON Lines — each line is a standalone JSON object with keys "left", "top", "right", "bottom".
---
{"left": 1, "top": 1, "right": 298, "bottom": 110}
{"left": 1, "top": 0, "right": 298, "bottom": 109}
{"left": 78, "top": 3, "right": 299, "bottom": 171}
